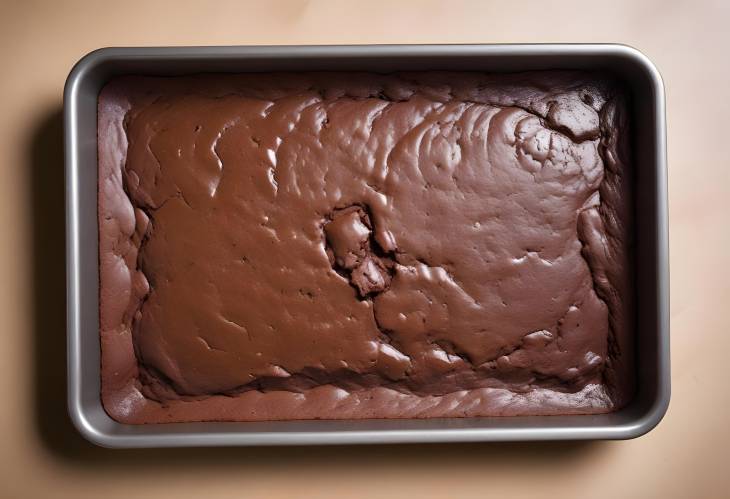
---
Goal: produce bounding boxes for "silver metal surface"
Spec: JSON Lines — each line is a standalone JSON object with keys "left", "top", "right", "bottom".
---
{"left": 65, "top": 44, "right": 669, "bottom": 448}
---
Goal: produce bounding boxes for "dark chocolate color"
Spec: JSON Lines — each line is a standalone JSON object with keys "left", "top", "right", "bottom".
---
{"left": 98, "top": 71, "right": 633, "bottom": 423}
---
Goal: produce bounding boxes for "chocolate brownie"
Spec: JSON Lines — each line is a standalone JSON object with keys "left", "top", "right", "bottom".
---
{"left": 98, "top": 71, "right": 633, "bottom": 423}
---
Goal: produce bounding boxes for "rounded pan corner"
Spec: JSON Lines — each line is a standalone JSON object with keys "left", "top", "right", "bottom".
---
{"left": 620, "top": 385, "right": 671, "bottom": 440}
{"left": 67, "top": 397, "right": 122, "bottom": 449}
{"left": 63, "top": 47, "right": 121, "bottom": 103}
{"left": 604, "top": 43, "right": 665, "bottom": 97}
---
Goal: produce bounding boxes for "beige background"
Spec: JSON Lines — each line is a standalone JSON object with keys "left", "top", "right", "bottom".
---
{"left": 1, "top": 0, "right": 728, "bottom": 497}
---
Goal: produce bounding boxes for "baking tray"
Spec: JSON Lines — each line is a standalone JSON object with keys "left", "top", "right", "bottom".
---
{"left": 65, "top": 44, "right": 669, "bottom": 447}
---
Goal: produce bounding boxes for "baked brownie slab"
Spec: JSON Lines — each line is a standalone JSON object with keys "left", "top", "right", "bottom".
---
{"left": 98, "top": 71, "right": 633, "bottom": 423}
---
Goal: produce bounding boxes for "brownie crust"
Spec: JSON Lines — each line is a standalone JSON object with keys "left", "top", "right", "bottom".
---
{"left": 98, "top": 71, "right": 633, "bottom": 423}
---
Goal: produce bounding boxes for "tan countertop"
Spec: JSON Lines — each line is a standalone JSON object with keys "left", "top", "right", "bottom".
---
{"left": 1, "top": 1, "right": 728, "bottom": 497}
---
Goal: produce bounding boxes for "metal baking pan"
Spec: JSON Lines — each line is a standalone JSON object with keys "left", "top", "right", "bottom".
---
{"left": 65, "top": 44, "right": 669, "bottom": 447}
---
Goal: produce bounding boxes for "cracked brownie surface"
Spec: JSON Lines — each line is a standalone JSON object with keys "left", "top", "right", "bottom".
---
{"left": 98, "top": 71, "right": 634, "bottom": 423}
